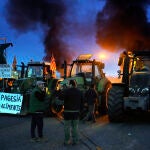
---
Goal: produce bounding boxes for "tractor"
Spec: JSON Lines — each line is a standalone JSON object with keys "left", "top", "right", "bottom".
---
{"left": 50, "top": 54, "right": 111, "bottom": 118}
{"left": 11, "top": 61, "right": 60, "bottom": 115}
{"left": 108, "top": 50, "right": 150, "bottom": 122}
{"left": 0, "top": 43, "right": 60, "bottom": 116}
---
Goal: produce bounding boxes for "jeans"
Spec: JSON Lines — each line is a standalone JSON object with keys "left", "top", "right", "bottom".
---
{"left": 83, "top": 104, "right": 96, "bottom": 122}
{"left": 64, "top": 120, "right": 79, "bottom": 143}
{"left": 31, "top": 113, "right": 43, "bottom": 138}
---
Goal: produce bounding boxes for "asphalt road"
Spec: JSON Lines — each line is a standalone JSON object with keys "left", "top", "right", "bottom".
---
{"left": 0, "top": 113, "right": 150, "bottom": 150}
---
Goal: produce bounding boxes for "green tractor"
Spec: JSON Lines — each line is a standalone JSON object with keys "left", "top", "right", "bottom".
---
{"left": 50, "top": 54, "right": 111, "bottom": 118}
{"left": 108, "top": 50, "right": 150, "bottom": 122}
{"left": 11, "top": 61, "right": 60, "bottom": 115}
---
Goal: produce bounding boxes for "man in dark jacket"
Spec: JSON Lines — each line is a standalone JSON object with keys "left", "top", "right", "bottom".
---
{"left": 83, "top": 83, "right": 98, "bottom": 123}
{"left": 63, "top": 80, "right": 83, "bottom": 145}
{"left": 29, "top": 80, "right": 46, "bottom": 142}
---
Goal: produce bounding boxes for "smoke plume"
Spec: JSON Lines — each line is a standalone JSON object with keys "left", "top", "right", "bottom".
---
{"left": 4, "top": 0, "right": 72, "bottom": 69}
{"left": 96, "top": 0, "right": 150, "bottom": 52}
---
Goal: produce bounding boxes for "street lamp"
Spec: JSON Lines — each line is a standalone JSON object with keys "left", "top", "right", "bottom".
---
{"left": 98, "top": 53, "right": 107, "bottom": 62}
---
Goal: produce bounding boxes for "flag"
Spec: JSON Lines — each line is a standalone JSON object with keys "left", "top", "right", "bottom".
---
{"left": 50, "top": 53, "right": 56, "bottom": 71}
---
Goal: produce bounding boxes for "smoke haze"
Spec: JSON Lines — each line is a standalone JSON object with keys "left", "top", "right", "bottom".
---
{"left": 96, "top": 0, "right": 150, "bottom": 52}
{"left": 4, "top": 0, "right": 150, "bottom": 74}
{"left": 4, "top": 0, "right": 102, "bottom": 69}
{"left": 4, "top": 0, "right": 71, "bottom": 69}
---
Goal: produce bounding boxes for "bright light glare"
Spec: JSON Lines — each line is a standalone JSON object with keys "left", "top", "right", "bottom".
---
{"left": 99, "top": 53, "right": 107, "bottom": 60}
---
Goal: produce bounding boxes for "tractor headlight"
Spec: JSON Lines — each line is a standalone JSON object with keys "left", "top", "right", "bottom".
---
{"left": 141, "top": 87, "right": 149, "bottom": 96}
{"left": 129, "top": 87, "right": 135, "bottom": 95}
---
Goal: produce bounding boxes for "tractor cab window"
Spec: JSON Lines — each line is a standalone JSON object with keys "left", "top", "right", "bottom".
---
{"left": 44, "top": 66, "right": 50, "bottom": 75}
{"left": 71, "top": 62, "right": 93, "bottom": 84}
{"left": 95, "top": 65, "right": 101, "bottom": 78}
{"left": 95, "top": 65, "right": 104, "bottom": 80}
{"left": 43, "top": 65, "right": 51, "bottom": 79}
{"left": 71, "top": 62, "right": 92, "bottom": 77}
{"left": 27, "top": 66, "right": 43, "bottom": 77}
{"left": 134, "top": 57, "right": 150, "bottom": 72}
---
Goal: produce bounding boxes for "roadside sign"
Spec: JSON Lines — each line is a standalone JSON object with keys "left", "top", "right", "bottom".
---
{"left": 0, "top": 92, "right": 23, "bottom": 114}
{"left": 0, "top": 64, "right": 11, "bottom": 78}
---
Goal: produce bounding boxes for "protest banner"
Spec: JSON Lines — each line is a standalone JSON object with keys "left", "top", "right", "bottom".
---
{"left": 0, "top": 64, "right": 11, "bottom": 78}
{"left": 0, "top": 92, "right": 23, "bottom": 114}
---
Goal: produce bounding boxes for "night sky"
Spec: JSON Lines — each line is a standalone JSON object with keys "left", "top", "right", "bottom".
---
{"left": 1, "top": 0, "right": 150, "bottom": 76}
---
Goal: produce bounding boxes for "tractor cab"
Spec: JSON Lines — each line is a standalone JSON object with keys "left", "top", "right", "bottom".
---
{"left": 26, "top": 61, "right": 51, "bottom": 81}
{"left": 66, "top": 54, "right": 106, "bottom": 88}
{"left": 51, "top": 54, "right": 111, "bottom": 116}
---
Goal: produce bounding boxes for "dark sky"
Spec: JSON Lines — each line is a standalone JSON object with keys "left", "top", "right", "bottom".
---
{"left": 96, "top": 0, "right": 150, "bottom": 52}
{"left": 1, "top": 0, "right": 150, "bottom": 76}
{"left": 2, "top": 0, "right": 104, "bottom": 69}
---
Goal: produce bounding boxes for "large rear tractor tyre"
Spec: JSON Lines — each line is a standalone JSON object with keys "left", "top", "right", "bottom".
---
{"left": 98, "top": 82, "right": 111, "bottom": 116}
{"left": 108, "top": 86, "right": 124, "bottom": 122}
{"left": 102, "top": 82, "right": 112, "bottom": 114}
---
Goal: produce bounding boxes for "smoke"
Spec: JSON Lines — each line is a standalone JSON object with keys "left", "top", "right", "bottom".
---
{"left": 4, "top": 0, "right": 72, "bottom": 69}
{"left": 96, "top": 0, "right": 150, "bottom": 52}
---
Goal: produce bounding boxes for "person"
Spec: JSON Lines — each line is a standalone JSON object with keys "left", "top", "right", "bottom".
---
{"left": 4, "top": 79, "right": 13, "bottom": 93}
{"left": 83, "top": 83, "right": 98, "bottom": 123}
{"left": 29, "top": 80, "right": 47, "bottom": 142}
{"left": 63, "top": 80, "right": 83, "bottom": 146}
{"left": 50, "top": 83, "right": 64, "bottom": 116}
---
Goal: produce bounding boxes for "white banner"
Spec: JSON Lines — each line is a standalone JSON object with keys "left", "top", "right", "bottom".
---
{"left": 0, "top": 92, "right": 23, "bottom": 114}
{"left": 0, "top": 64, "right": 11, "bottom": 78}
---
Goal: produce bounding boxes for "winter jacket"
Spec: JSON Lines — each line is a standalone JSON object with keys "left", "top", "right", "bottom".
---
{"left": 84, "top": 88, "right": 98, "bottom": 105}
{"left": 63, "top": 87, "right": 83, "bottom": 120}
{"left": 29, "top": 86, "right": 46, "bottom": 113}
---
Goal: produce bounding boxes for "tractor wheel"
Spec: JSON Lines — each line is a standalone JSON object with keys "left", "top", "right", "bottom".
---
{"left": 108, "top": 86, "right": 124, "bottom": 122}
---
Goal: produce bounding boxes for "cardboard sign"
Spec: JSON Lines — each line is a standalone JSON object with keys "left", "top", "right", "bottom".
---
{"left": 0, "top": 64, "right": 11, "bottom": 78}
{"left": 0, "top": 92, "right": 23, "bottom": 114}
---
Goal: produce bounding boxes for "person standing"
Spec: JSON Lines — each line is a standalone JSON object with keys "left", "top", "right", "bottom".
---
{"left": 63, "top": 80, "right": 83, "bottom": 146}
{"left": 29, "top": 80, "right": 47, "bottom": 142}
{"left": 83, "top": 83, "right": 98, "bottom": 123}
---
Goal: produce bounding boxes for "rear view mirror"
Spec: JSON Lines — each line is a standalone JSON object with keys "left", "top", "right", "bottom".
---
{"left": 117, "top": 70, "right": 121, "bottom": 78}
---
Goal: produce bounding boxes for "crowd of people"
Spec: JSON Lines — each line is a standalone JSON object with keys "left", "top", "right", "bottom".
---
{"left": 29, "top": 79, "right": 99, "bottom": 146}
